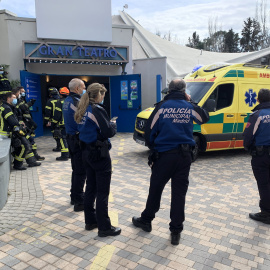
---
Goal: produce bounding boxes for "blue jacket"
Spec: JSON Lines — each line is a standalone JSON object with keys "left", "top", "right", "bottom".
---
{"left": 243, "top": 101, "right": 270, "bottom": 149}
{"left": 63, "top": 92, "right": 81, "bottom": 135}
{"left": 145, "top": 91, "right": 209, "bottom": 152}
{"left": 78, "top": 103, "right": 116, "bottom": 144}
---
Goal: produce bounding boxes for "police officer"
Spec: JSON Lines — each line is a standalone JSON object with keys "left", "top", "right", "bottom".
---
{"left": 14, "top": 87, "right": 45, "bottom": 161}
{"left": 52, "top": 87, "right": 70, "bottom": 161}
{"left": 132, "top": 79, "right": 209, "bottom": 245}
{"left": 44, "top": 87, "right": 61, "bottom": 151}
{"left": 0, "top": 92, "right": 40, "bottom": 170}
{"left": 74, "top": 83, "right": 121, "bottom": 237}
{"left": 63, "top": 79, "right": 86, "bottom": 212}
{"left": 243, "top": 88, "right": 270, "bottom": 224}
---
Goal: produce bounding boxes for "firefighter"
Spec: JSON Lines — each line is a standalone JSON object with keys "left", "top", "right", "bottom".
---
{"left": 0, "top": 66, "right": 12, "bottom": 97}
{"left": 44, "top": 87, "right": 60, "bottom": 151}
{"left": 0, "top": 92, "right": 40, "bottom": 170}
{"left": 51, "top": 87, "right": 70, "bottom": 161}
{"left": 14, "top": 87, "right": 45, "bottom": 161}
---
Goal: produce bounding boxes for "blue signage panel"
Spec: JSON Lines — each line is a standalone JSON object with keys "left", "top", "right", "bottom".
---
{"left": 20, "top": 71, "right": 43, "bottom": 137}
{"left": 110, "top": 75, "right": 141, "bottom": 132}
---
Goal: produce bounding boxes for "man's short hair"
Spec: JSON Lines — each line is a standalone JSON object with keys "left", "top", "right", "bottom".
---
{"left": 0, "top": 92, "right": 12, "bottom": 102}
{"left": 69, "top": 78, "right": 83, "bottom": 91}
{"left": 168, "top": 79, "right": 186, "bottom": 93}
{"left": 258, "top": 88, "right": 270, "bottom": 103}
{"left": 12, "top": 88, "right": 20, "bottom": 95}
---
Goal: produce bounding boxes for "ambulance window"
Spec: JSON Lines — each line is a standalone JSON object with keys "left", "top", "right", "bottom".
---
{"left": 206, "top": 83, "right": 234, "bottom": 110}
{"left": 186, "top": 82, "right": 214, "bottom": 103}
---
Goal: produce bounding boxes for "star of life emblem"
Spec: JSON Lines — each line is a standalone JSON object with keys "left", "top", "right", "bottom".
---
{"left": 245, "top": 89, "right": 257, "bottom": 107}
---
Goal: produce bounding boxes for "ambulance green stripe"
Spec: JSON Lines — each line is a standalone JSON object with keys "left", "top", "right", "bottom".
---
{"left": 223, "top": 123, "right": 234, "bottom": 133}
{"left": 207, "top": 114, "right": 224, "bottom": 124}
{"left": 193, "top": 124, "right": 201, "bottom": 132}
{"left": 237, "top": 70, "right": 244, "bottom": 77}
{"left": 224, "top": 70, "right": 237, "bottom": 77}
{"left": 236, "top": 123, "right": 244, "bottom": 132}
{"left": 223, "top": 70, "right": 244, "bottom": 78}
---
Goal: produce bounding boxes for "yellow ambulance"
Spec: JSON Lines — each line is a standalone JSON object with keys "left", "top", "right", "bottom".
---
{"left": 133, "top": 63, "right": 270, "bottom": 160}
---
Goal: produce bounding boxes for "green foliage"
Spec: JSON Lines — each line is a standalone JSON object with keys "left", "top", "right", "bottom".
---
{"left": 0, "top": 64, "right": 9, "bottom": 71}
{"left": 240, "top": 17, "right": 262, "bottom": 52}
{"left": 10, "top": 79, "right": 21, "bottom": 89}
{"left": 186, "top": 32, "right": 204, "bottom": 49}
{"left": 224, "top": 29, "right": 240, "bottom": 52}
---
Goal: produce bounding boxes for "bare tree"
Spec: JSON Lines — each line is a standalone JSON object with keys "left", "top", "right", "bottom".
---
{"left": 208, "top": 16, "right": 223, "bottom": 51}
{"left": 255, "top": 0, "right": 270, "bottom": 48}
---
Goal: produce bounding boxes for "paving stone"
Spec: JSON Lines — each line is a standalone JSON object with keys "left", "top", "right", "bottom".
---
{"left": 0, "top": 135, "right": 269, "bottom": 270}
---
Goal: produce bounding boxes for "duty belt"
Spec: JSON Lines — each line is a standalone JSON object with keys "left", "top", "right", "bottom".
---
{"left": 66, "top": 133, "right": 79, "bottom": 139}
{"left": 160, "top": 144, "right": 192, "bottom": 154}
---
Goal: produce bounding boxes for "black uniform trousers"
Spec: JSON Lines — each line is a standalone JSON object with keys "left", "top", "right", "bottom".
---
{"left": 251, "top": 152, "right": 270, "bottom": 213}
{"left": 67, "top": 135, "right": 86, "bottom": 204}
{"left": 141, "top": 150, "right": 192, "bottom": 233}
{"left": 82, "top": 148, "right": 112, "bottom": 231}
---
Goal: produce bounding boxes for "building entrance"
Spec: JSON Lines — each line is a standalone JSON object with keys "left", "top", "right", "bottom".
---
{"left": 20, "top": 71, "right": 141, "bottom": 136}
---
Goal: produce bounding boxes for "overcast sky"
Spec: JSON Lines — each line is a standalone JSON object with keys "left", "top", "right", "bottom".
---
{"left": 0, "top": 0, "right": 262, "bottom": 45}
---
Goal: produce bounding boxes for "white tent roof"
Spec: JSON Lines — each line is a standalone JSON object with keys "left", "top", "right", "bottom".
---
{"left": 117, "top": 11, "right": 269, "bottom": 80}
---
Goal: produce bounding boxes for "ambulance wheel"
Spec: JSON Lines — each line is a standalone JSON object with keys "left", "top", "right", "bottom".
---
{"left": 192, "top": 135, "right": 200, "bottom": 162}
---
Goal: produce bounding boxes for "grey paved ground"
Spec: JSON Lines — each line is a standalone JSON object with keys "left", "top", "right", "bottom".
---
{"left": 0, "top": 133, "right": 270, "bottom": 270}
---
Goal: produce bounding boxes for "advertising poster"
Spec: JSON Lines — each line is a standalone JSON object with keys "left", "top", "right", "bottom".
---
{"left": 130, "top": 80, "right": 138, "bottom": 100}
{"left": 121, "top": 80, "right": 128, "bottom": 100}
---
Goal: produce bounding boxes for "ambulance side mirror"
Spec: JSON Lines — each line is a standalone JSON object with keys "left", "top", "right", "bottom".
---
{"left": 204, "top": 99, "right": 216, "bottom": 112}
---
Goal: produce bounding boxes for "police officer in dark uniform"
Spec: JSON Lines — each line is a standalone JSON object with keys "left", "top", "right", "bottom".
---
{"left": 74, "top": 83, "right": 121, "bottom": 237}
{"left": 52, "top": 87, "right": 70, "bottom": 161}
{"left": 63, "top": 79, "right": 86, "bottom": 212}
{"left": 243, "top": 88, "right": 270, "bottom": 224}
{"left": 132, "top": 79, "right": 209, "bottom": 245}
{"left": 44, "top": 87, "right": 61, "bottom": 151}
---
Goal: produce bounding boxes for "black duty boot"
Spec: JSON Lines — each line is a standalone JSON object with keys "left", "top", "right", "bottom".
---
{"left": 13, "top": 164, "right": 27, "bottom": 170}
{"left": 171, "top": 232, "right": 181, "bottom": 245}
{"left": 28, "top": 162, "right": 41, "bottom": 167}
{"left": 26, "top": 154, "right": 41, "bottom": 167}
{"left": 13, "top": 160, "right": 27, "bottom": 170}
{"left": 132, "top": 217, "right": 152, "bottom": 232}
{"left": 56, "top": 152, "right": 69, "bottom": 161}
{"left": 52, "top": 147, "right": 61, "bottom": 152}
{"left": 98, "top": 226, "right": 121, "bottom": 237}
{"left": 249, "top": 212, "right": 270, "bottom": 224}
{"left": 33, "top": 149, "right": 45, "bottom": 161}
{"left": 74, "top": 203, "right": 84, "bottom": 212}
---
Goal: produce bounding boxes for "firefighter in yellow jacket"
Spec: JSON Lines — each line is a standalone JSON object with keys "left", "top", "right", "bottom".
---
{"left": 44, "top": 87, "right": 60, "bottom": 151}
{"left": 51, "top": 87, "right": 70, "bottom": 161}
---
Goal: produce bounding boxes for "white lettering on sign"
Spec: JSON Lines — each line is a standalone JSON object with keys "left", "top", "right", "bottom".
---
{"left": 162, "top": 107, "right": 191, "bottom": 123}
